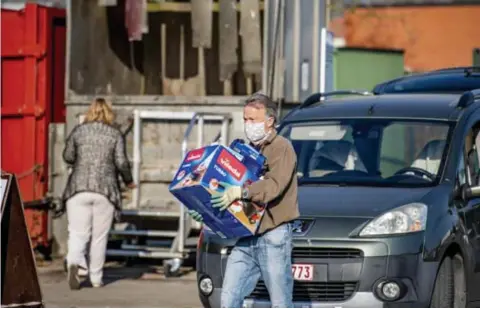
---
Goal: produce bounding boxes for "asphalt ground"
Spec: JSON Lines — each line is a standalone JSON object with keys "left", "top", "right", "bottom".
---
{"left": 36, "top": 259, "right": 202, "bottom": 308}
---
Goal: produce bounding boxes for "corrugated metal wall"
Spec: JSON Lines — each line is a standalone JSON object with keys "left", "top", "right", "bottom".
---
{"left": 1, "top": 3, "right": 66, "bottom": 202}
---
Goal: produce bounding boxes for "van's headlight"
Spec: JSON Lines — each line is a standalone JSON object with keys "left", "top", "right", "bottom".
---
{"left": 359, "top": 203, "right": 427, "bottom": 237}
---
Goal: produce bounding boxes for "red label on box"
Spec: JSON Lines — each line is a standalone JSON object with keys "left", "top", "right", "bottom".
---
{"left": 185, "top": 148, "right": 205, "bottom": 162}
{"left": 217, "top": 149, "right": 246, "bottom": 181}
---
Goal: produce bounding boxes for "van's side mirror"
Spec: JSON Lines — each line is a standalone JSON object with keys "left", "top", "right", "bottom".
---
{"left": 462, "top": 185, "right": 480, "bottom": 200}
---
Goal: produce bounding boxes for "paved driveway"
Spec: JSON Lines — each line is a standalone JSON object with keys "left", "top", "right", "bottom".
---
{"left": 37, "top": 260, "right": 202, "bottom": 308}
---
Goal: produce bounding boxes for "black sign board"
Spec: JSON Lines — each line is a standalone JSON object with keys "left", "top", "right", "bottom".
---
{"left": 1, "top": 173, "right": 43, "bottom": 307}
{"left": 474, "top": 48, "right": 480, "bottom": 66}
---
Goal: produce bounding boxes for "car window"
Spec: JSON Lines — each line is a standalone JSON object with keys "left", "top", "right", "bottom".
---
{"left": 280, "top": 119, "right": 452, "bottom": 188}
{"left": 455, "top": 125, "right": 480, "bottom": 188}
{"left": 380, "top": 123, "right": 449, "bottom": 178}
{"left": 467, "top": 130, "right": 480, "bottom": 186}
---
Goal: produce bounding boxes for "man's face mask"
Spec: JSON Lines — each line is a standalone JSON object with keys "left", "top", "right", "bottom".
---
{"left": 245, "top": 121, "right": 267, "bottom": 143}
{"left": 243, "top": 104, "right": 274, "bottom": 143}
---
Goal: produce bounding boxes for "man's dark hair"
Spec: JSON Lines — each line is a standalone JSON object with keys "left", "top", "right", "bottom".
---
{"left": 244, "top": 93, "right": 277, "bottom": 123}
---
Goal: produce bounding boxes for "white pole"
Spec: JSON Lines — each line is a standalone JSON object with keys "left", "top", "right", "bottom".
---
{"left": 132, "top": 110, "right": 141, "bottom": 208}
{"left": 312, "top": 0, "right": 320, "bottom": 93}
{"left": 292, "top": 0, "right": 301, "bottom": 102}
{"left": 262, "top": 0, "right": 270, "bottom": 91}
{"left": 319, "top": 28, "right": 327, "bottom": 98}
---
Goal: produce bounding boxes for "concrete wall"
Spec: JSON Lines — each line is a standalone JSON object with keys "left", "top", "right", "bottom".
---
{"left": 49, "top": 123, "right": 68, "bottom": 256}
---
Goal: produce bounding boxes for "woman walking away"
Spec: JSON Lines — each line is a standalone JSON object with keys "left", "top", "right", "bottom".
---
{"left": 62, "top": 98, "right": 135, "bottom": 290}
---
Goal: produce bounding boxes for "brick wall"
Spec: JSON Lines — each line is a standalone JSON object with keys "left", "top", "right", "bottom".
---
{"left": 334, "top": 5, "right": 480, "bottom": 72}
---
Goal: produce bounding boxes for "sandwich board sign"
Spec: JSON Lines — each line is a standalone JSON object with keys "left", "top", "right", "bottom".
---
{"left": 1, "top": 173, "right": 43, "bottom": 307}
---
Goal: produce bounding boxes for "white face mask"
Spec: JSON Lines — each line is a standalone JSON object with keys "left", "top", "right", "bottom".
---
{"left": 245, "top": 122, "right": 267, "bottom": 143}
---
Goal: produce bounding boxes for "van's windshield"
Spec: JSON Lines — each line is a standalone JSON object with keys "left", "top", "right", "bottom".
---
{"left": 279, "top": 119, "right": 452, "bottom": 187}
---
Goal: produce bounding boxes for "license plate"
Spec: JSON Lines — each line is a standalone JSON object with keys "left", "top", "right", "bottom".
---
{"left": 292, "top": 264, "right": 314, "bottom": 281}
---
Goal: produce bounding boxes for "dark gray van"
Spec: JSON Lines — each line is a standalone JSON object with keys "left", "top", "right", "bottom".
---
{"left": 196, "top": 68, "right": 480, "bottom": 307}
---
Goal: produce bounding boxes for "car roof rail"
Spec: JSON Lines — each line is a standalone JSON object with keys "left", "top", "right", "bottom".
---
{"left": 457, "top": 89, "right": 480, "bottom": 109}
{"left": 299, "top": 90, "right": 372, "bottom": 110}
{"left": 280, "top": 90, "right": 372, "bottom": 123}
{"left": 432, "top": 66, "right": 480, "bottom": 77}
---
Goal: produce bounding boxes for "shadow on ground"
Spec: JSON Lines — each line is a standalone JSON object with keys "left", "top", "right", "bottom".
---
{"left": 37, "top": 258, "right": 196, "bottom": 289}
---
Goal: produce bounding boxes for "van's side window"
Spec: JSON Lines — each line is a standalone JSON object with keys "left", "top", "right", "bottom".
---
{"left": 459, "top": 124, "right": 480, "bottom": 187}
{"left": 469, "top": 130, "right": 480, "bottom": 186}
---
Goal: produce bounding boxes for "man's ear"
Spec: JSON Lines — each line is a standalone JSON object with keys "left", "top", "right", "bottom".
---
{"left": 267, "top": 116, "right": 275, "bottom": 128}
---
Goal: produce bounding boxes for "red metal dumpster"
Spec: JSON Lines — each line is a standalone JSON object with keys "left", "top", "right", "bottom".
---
{"left": 1, "top": 3, "right": 66, "bottom": 257}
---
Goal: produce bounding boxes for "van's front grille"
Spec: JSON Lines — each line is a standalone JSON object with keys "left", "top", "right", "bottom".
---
{"left": 292, "top": 247, "right": 363, "bottom": 259}
{"left": 249, "top": 281, "right": 357, "bottom": 302}
{"left": 226, "top": 247, "right": 363, "bottom": 259}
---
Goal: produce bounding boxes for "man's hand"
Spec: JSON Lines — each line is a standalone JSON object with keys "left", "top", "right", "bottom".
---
{"left": 187, "top": 209, "right": 204, "bottom": 223}
{"left": 127, "top": 182, "right": 137, "bottom": 189}
{"left": 210, "top": 182, "right": 242, "bottom": 211}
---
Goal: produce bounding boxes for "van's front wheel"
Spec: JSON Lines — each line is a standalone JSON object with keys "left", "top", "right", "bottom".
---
{"left": 452, "top": 254, "right": 467, "bottom": 307}
{"left": 431, "top": 255, "right": 453, "bottom": 307}
{"left": 430, "top": 253, "right": 466, "bottom": 307}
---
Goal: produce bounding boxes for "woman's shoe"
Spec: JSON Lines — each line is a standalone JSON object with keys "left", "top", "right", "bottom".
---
{"left": 67, "top": 265, "right": 81, "bottom": 290}
{"left": 91, "top": 282, "right": 104, "bottom": 288}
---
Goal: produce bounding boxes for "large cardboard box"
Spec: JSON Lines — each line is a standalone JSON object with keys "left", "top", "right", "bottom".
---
{"left": 169, "top": 143, "right": 265, "bottom": 238}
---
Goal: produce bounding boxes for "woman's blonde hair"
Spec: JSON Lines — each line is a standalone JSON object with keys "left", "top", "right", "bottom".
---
{"left": 84, "top": 97, "right": 115, "bottom": 125}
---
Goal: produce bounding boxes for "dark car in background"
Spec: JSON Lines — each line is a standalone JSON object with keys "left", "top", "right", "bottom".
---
{"left": 373, "top": 66, "right": 480, "bottom": 94}
{"left": 195, "top": 68, "right": 480, "bottom": 307}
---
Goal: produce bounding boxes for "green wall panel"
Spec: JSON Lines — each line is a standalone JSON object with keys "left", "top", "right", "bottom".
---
{"left": 334, "top": 48, "right": 405, "bottom": 91}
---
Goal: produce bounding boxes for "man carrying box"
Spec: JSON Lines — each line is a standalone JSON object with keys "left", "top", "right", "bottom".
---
{"left": 189, "top": 93, "right": 300, "bottom": 308}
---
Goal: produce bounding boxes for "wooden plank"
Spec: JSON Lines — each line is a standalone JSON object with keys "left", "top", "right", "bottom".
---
{"left": 219, "top": 0, "right": 238, "bottom": 95}
{"left": 66, "top": 94, "right": 250, "bottom": 105}
{"left": 240, "top": 0, "right": 262, "bottom": 96}
{"left": 246, "top": 76, "right": 253, "bottom": 95}
{"left": 180, "top": 25, "right": 185, "bottom": 81}
{"left": 161, "top": 23, "right": 167, "bottom": 80}
{"left": 147, "top": 1, "right": 265, "bottom": 13}
{"left": 198, "top": 47, "right": 206, "bottom": 96}
{"left": 223, "top": 80, "right": 232, "bottom": 96}
{"left": 69, "top": 0, "right": 141, "bottom": 94}
{"left": 191, "top": 0, "right": 213, "bottom": 49}
{"left": 143, "top": 12, "right": 206, "bottom": 96}
{"left": 142, "top": 12, "right": 163, "bottom": 94}
{"left": 69, "top": 7, "right": 258, "bottom": 96}
{"left": 204, "top": 12, "right": 225, "bottom": 95}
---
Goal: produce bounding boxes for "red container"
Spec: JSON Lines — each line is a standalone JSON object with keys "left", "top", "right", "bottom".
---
{"left": 1, "top": 3, "right": 66, "bottom": 252}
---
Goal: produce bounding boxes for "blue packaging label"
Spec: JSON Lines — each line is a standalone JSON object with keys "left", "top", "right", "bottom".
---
{"left": 229, "top": 139, "right": 266, "bottom": 177}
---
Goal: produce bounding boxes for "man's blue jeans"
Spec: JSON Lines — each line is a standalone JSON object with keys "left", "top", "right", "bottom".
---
{"left": 221, "top": 222, "right": 294, "bottom": 308}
